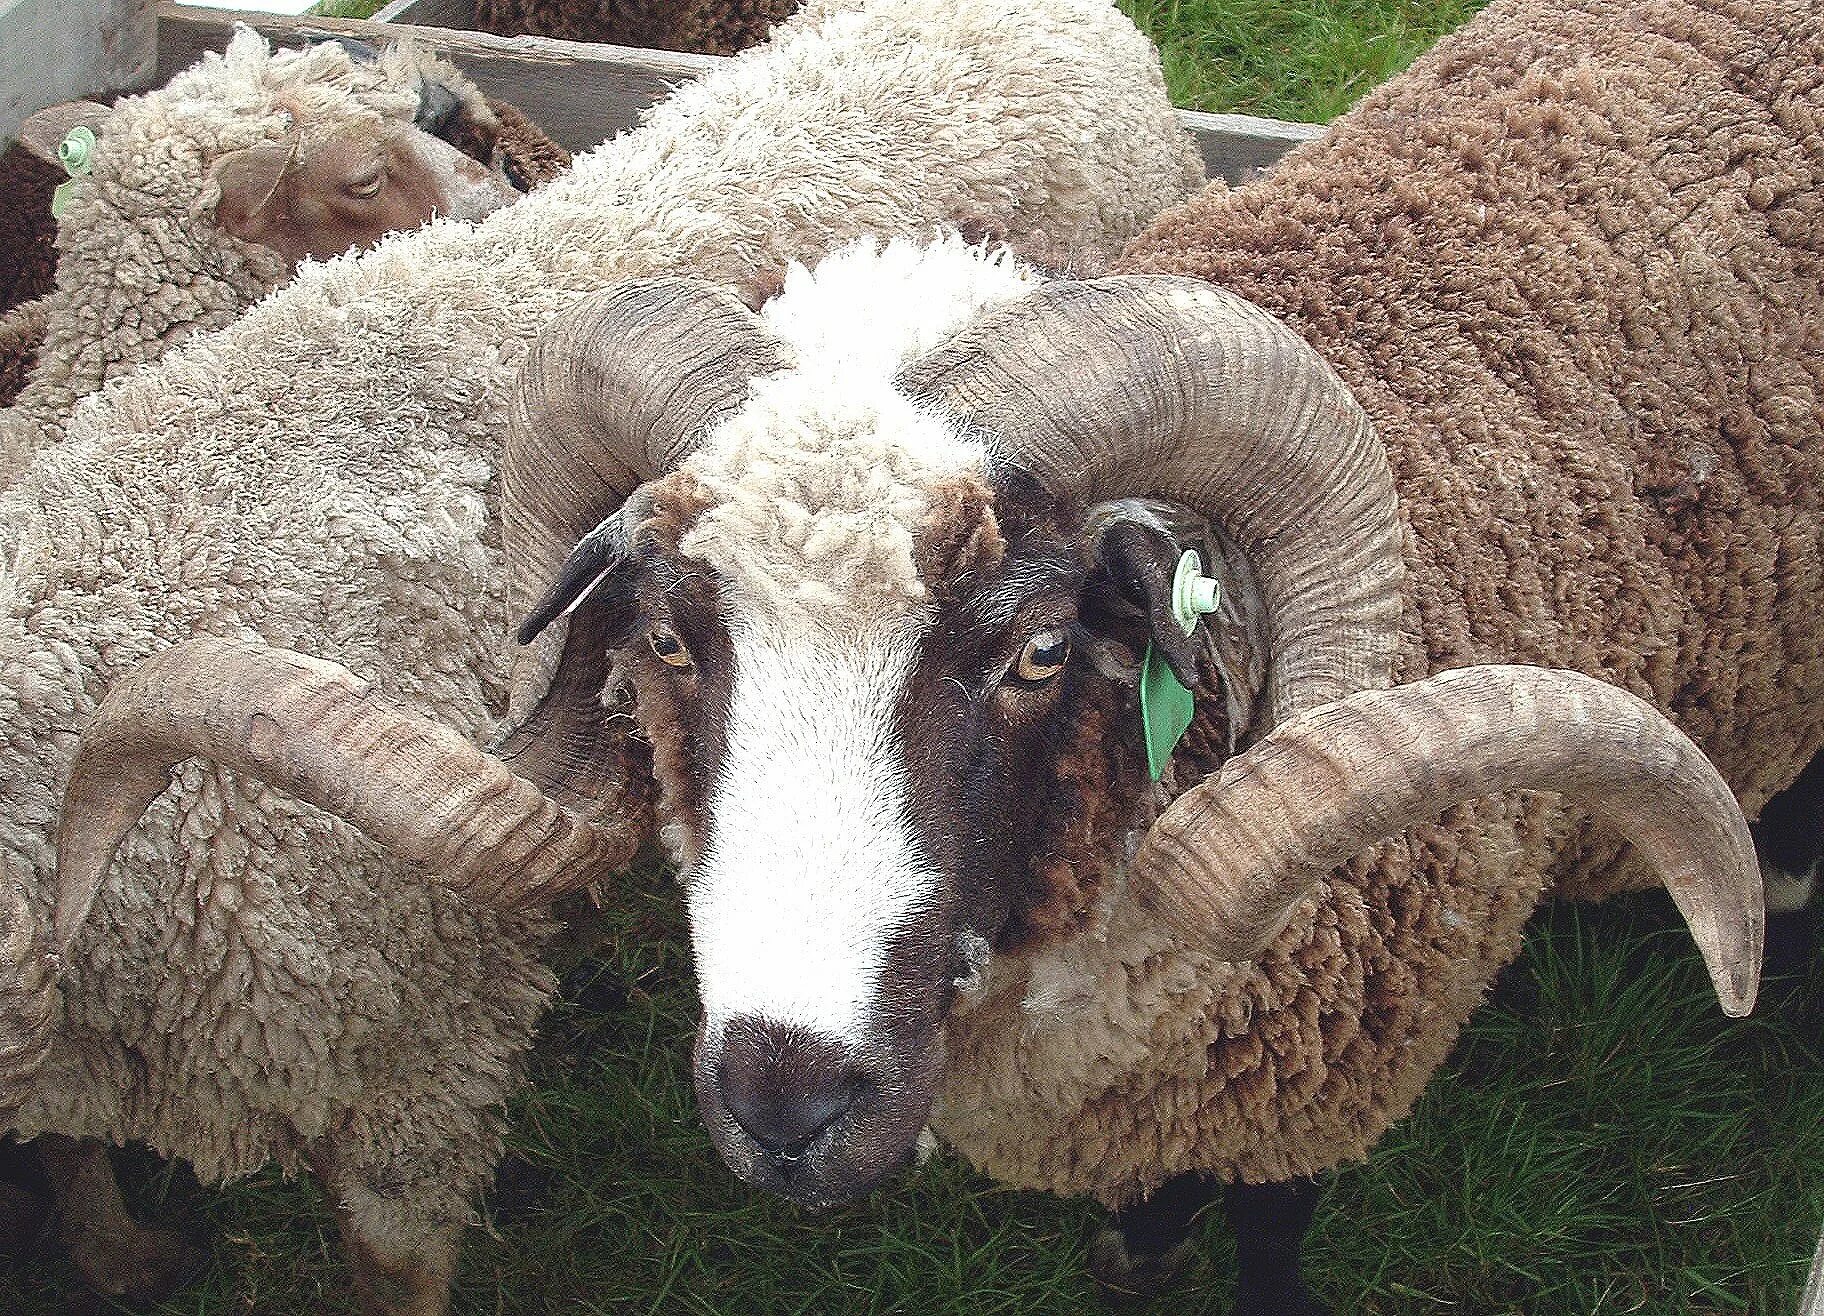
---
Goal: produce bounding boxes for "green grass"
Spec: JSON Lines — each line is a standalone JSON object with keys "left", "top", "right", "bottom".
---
{"left": 310, "top": 0, "right": 392, "bottom": 19}
{"left": 4, "top": 889, "right": 1820, "bottom": 1315}
{"left": 1121, "top": 0, "right": 1491, "bottom": 120}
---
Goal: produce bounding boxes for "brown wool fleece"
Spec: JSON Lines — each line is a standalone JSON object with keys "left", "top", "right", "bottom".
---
{"left": 0, "top": 300, "right": 45, "bottom": 411}
{"left": 0, "top": 147, "right": 59, "bottom": 315}
{"left": 474, "top": 0, "right": 800, "bottom": 55}
{"left": 489, "top": 97, "right": 572, "bottom": 191}
{"left": 934, "top": 0, "right": 1823, "bottom": 1205}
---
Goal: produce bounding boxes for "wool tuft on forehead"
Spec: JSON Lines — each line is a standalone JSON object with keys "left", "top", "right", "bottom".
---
{"left": 676, "top": 234, "right": 1035, "bottom": 631}
{"left": 679, "top": 379, "right": 985, "bottom": 628}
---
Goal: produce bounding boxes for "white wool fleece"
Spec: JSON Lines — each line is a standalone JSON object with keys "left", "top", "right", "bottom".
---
{"left": 0, "top": 0, "right": 1198, "bottom": 1249}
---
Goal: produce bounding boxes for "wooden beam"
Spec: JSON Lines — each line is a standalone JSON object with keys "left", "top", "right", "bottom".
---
{"left": 155, "top": 2, "right": 1322, "bottom": 179}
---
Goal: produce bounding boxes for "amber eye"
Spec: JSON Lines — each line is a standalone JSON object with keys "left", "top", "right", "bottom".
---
{"left": 649, "top": 627, "right": 691, "bottom": 669}
{"left": 1013, "top": 627, "right": 1070, "bottom": 684}
{"left": 344, "top": 168, "right": 384, "bottom": 199}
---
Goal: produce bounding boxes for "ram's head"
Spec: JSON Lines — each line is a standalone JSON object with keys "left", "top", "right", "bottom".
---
{"left": 53, "top": 272, "right": 1762, "bottom": 1210}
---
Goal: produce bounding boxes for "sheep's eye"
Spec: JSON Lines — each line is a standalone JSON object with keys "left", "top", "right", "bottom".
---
{"left": 345, "top": 169, "right": 384, "bottom": 199}
{"left": 649, "top": 627, "right": 691, "bottom": 669}
{"left": 1013, "top": 628, "right": 1070, "bottom": 684}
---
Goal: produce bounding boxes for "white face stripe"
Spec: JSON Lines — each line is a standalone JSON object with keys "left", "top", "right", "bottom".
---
{"left": 688, "top": 618, "right": 939, "bottom": 1044}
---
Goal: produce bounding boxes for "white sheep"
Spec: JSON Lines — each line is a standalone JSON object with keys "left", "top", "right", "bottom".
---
{"left": 0, "top": 30, "right": 519, "bottom": 486}
{"left": 0, "top": 2, "right": 1202, "bottom": 1310}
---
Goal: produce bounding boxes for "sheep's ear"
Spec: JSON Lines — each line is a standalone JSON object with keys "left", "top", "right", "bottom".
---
{"left": 17, "top": 101, "right": 109, "bottom": 164}
{"left": 210, "top": 143, "right": 295, "bottom": 238}
{"left": 1084, "top": 502, "right": 1201, "bottom": 687}
{"left": 1082, "top": 500, "right": 1269, "bottom": 741}
{"left": 517, "top": 507, "right": 644, "bottom": 647}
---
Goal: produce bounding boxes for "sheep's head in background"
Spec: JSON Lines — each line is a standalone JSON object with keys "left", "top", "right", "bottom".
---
{"left": 15, "top": 29, "right": 516, "bottom": 274}
{"left": 51, "top": 240, "right": 1764, "bottom": 1212}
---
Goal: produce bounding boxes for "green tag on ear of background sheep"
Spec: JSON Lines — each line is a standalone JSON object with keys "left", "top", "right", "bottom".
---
{"left": 50, "top": 127, "right": 96, "bottom": 220}
{"left": 1138, "top": 550, "right": 1222, "bottom": 781}
{"left": 1140, "top": 644, "right": 1195, "bottom": 781}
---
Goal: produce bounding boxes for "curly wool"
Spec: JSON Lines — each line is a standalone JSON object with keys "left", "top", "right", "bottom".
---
{"left": 0, "top": 0, "right": 1196, "bottom": 1250}
{"left": 934, "top": 0, "right": 1824, "bottom": 1206}
{"left": 0, "top": 32, "right": 491, "bottom": 484}
{"left": 474, "top": 0, "right": 801, "bottom": 55}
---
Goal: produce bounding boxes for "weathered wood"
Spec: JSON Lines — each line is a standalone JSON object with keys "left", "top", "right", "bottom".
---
{"left": 1800, "top": 1226, "right": 1824, "bottom": 1316}
{"left": 375, "top": 0, "right": 474, "bottom": 26}
{"left": 156, "top": 4, "right": 715, "bottom": 154}
{"left": 154, "top": 1, "right": 1323, "bottom": 178}
{"left": 0, "top": 0, "right": 158, "bottom": 141}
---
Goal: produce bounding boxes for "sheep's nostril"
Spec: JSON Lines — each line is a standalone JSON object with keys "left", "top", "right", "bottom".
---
{"left": 715, "top": 1016, "right": 866, "bottom": 1156}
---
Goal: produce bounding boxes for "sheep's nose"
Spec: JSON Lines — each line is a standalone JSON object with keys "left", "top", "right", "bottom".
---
{"left": 716, "top": 1017, "right": 865, "bottom": 1156}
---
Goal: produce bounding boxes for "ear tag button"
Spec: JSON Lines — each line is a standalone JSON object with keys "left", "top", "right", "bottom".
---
{"left": 50, "top": 127, "right": 95, "bottom": 220}
{"left": 1139, "top": 551, "right": 1220, "bottom": 781}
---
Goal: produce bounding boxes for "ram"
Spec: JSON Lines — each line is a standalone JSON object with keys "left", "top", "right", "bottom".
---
{"left": 0, "top": 2, "right": 1199, "bottom": 1310}
{"left": 58, "top": 0, "right": 1817, "bottom": 1307}
{"left": 0, "top": 32, "right": 521, "bottom": 475}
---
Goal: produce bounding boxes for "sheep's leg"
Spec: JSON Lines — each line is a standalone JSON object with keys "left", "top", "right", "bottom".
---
{"left": 1224, "top": 1177, "right": 1328, "bottom": 1316}
{"left": 1088, "top": 1171, "right": 1221, "bottom": 1298}
{"left": 313, "top": 1144, "right": 462, "bottom": 1316}
{"left": 1755, "top": 750, "right": 1823, "bottom": 977}
{"left": 37, "top": 1135, "right": 206, "bottom": 1303}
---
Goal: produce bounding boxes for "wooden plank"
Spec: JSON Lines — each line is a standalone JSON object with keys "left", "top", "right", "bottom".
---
{"left": 374, "top": 0, "right": 474, "bottom": 26}
{"left": 1800, "top": 1225, "right": 1824, "bottom": 1316}
{"left": 1, "top": 0, "right": 158, "bottom": 142}
{"left": 1181, "top": 107, "right": 1323, "bottom": 180}
{"left": 156, "top": 2, "right": 1322, "bottom": 178}
{"left": 157, "top": 3, "right": 714, "bottom": 153}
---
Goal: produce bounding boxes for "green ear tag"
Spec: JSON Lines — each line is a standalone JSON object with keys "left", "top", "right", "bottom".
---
{"left": 50, "top": 126, "right": 95, "bottom": 220}
{"left": 1140, "top": 643, "right": 1195, "bottom": 781}
{"left": 1138, "top": 550, "right": 1222, "bottom": 781}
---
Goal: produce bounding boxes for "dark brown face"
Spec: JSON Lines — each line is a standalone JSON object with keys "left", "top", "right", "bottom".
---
{"left": 527, "top": 463, "right": 1234, "bottom": 1208}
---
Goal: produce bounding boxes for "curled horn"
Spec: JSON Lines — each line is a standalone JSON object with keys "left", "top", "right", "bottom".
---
{"left": 500, "top": 277, "right": 789, "bottom": 808}
{"left": 898, "top": 275, "right": 1405, "bottom": 730}
{"left": 505, "top": 278, "right": 790, "bottom": 623}
{"left": 54, "top": 638, "right": 643, "bottom": 952}
{"left": 1132, "top": 665, "right": 1762, "bottom": 1016}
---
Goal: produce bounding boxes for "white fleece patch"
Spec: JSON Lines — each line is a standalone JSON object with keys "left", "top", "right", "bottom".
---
{"left": 760, "top": 233, "right": 1037, "bottom": 382}
{"left": 689, "top": 622, "right": 936, "bottom": 1041}
{"left": 680, "top": 238, "right": 1037, "bottom": 1041}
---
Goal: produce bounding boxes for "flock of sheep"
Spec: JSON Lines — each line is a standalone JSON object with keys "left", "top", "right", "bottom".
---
{"left": 0, "top": 0, "right": 1818, "bottom": 1312}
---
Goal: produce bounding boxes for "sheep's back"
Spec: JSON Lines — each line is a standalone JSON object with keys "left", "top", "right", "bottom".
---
{"left": 1119, "top": 0, "right": 1824, "bottom": 822}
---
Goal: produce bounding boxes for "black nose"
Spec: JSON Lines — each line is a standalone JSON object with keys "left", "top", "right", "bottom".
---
{"left": 716, "top": 1017, "right": 865, "bottom": 1156}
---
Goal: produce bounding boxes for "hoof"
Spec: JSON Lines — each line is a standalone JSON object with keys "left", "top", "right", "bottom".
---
{"left": 1087, "top": 1224, "right": 1198, "bottom": 1303}
{"left": 1764, "top": 908, "right": 1816, "bottom": 980}
{"left": 484, "top": 1151, "right": 555, "bottom": 1225}
{"left": 559, "top": 959, "right": 630, "bottom": 1016}
{"left": 1234, "top": 1278, "right": 1331, "bottom": 1316}
{"left": 68, "top": 1225, "right": 209, "bottom": 1305}
{"left": 0, "top": 1179, "right": 51, "bottom": 1257}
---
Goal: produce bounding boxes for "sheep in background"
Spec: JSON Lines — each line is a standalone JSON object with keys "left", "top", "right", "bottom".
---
{"left": 0, "top": 2, "right": 1202, "bottom": 1310}
{"left": 474, "top": 0, "right": 800, "bottom": 55}
{"left": 66, "top": 0, "right": 1818, "bottom": 1307}
{"left": 0, "top": 32, "right": 522, "bottom": 484}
